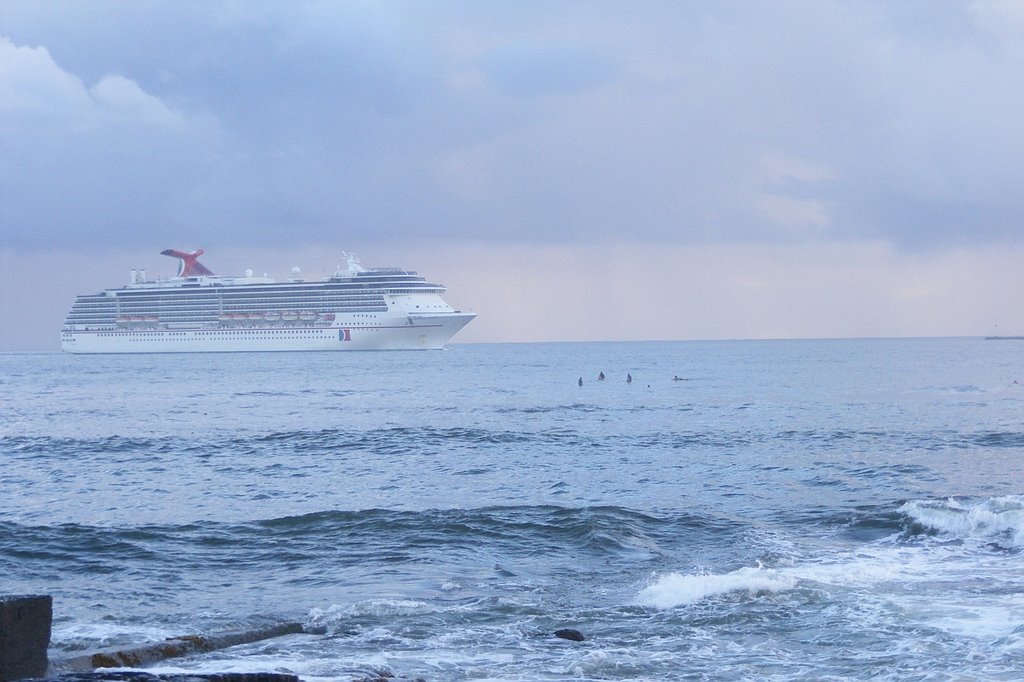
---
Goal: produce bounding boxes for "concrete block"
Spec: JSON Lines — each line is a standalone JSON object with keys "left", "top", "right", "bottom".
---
{"left": 0, "top": 595, "right": 52, "bottom": 682}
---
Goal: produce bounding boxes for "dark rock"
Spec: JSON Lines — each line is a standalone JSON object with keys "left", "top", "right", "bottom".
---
{"left": 352, "top": 669, "right": 393, "bottom": 682}
{"left": 353, "top": 674, "right": 426, "bottom": 682}
{"left": 53, "top": 623, "right": 306, "bottom": 673}
{"left": 553, "top": 628, "right": 585, "bottom": 642}
{"left": 25, "top": 671, "right": 299, "bottom": 675}
{"left": 0, "top": 595, "right": 52, "bottom": 682}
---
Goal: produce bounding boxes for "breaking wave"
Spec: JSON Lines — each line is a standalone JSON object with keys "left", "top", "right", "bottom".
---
{"left": 636, "top": 564, "right": 797, "bottom": 609}
{"left": 901, "top": 495, "right": 1024, "bottom": 549}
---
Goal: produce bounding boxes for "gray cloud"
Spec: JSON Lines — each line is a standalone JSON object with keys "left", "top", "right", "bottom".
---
{"left": 480, "top": 41, "right": 617, "bottom": 98}
{"left": 2, "top": 0, "right": 1024, "bottom": 253}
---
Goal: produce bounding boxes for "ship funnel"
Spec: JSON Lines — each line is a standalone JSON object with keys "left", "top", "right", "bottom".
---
{"left": 130, "top": 269, "right": 137, "bottom": 284}
{"left": 160, "top": 249, "right": 215, "bottom": 277}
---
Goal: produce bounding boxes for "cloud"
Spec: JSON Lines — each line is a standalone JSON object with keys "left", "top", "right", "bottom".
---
{"left": 0, "top": 38, "right": 93, "bottom": 127}
{"left": 1, "top": 1, "right": 1024, "bottom": 255}
{"left": 0, "top": 38, "right": 183, "bottom": 130}
{"left": 480, "top": 41, "right": 616, "bottom": 98}
{"left": 753, "top": 194, "right": 832, "bottom": 234}
{"left": 0, "top": 36, "right": 223, "bottom": 251}
{"left": 89, "top": 75, "right": 183, "bottom": 127}
{"left": 971, "top": 0, "right": 1024, "bottom": 49}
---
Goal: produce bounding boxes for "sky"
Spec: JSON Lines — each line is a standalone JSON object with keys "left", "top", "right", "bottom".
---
{"left": 3, "top": 0, "right": 1024, "bottom": 350}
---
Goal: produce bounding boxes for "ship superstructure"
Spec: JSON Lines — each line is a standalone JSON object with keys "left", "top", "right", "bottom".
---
{"left": 61, "top": 249, "right": 475, "bottom": 353}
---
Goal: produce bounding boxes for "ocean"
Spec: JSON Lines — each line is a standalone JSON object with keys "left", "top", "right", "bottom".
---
{"left": 1, "top": 338, "right": 1023, "bottom": 680}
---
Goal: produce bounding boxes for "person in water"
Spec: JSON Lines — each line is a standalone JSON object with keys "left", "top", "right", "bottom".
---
{"left": 627, "top": 373, "right": 632, "bottom": 383}
{"left": 598, "top": 372, "right": 605, "bottom": 380}
{"left": 578, "top": 377, "right": 583, "bottom": 387}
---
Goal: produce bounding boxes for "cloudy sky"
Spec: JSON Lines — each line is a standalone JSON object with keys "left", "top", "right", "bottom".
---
{"left": 3, "top": 0, "right": 1024, "bottom": 350}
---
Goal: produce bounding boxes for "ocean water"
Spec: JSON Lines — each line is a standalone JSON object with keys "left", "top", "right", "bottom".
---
{"left": 1, "top": 338, "right": 1023, "bottom": 681}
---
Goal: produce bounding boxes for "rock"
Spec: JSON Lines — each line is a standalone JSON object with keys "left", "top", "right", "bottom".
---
{"left": 53, "top": 623, "right": 306, "bottom": 673}
{"left": 351, "top": 666, "right": 426, "bottom": 682}
{"left": 33, "top": 674, "right": 298, "bottom": 682}
{"left": 553, "top": 628, "right": 585, "bottom": 642}
{"left": 0, "top": 594, "right": 52, "bottom": 682}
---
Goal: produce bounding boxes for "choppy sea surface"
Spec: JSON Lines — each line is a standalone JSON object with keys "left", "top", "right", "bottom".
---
{"left": 2, "top": 338, "right": 1024, "bottom": 681}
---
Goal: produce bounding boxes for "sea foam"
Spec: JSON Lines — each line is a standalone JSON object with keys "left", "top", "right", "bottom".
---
{"left": 901, "top": 495, "right": 1024, "bottom": 548}
{"left": 635, "top": 540, "right": 939, "bottom": 611}
{"left": 636, "top": 564, "right": 796, "bottom": 609}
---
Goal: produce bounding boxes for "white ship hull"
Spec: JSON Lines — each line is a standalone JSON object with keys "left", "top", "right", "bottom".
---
{"left": 62, "top": 313, "right": 475, "bottom": 354}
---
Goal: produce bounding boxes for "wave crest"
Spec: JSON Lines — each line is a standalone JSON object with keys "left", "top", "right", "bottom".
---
{"left": 636, "top": 564, "right": 796, "bottom": 609}
{"left": 901, "top": 496, "right": 1024, "bottom": 548}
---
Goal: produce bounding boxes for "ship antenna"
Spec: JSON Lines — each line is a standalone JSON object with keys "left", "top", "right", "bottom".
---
{"left": 342, "top": 251, "right": 364, "bottom": 273}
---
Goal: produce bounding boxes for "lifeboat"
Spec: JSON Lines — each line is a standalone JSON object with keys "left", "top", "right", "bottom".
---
{"left": 248, "top": 312, "right": 264, "bottom": 321}
{"left": 281, "top": 311, "right": 299, "bottom": 322}
{"left": 299, "top": 311, "right": 317, "bottom": 322}
{"left": 264, "top": 311, "right": 281, "bottom": 323}
{"left": 218, "top": 313, "right": 233, "bottom": 323}
{"left": 117, "top": 316, "right": 130, "bottom": 326}
{"left": 320, "top": 312, "right": 336, "bottom": 322}
{"left": 144, "top": 315, "right": 158, "bottom": 324}
{"left": 230, "top": 313, "right": 248, "bottom": 324}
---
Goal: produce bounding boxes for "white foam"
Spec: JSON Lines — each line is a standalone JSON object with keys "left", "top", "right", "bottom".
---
{"left": 926, "top": 600, "right": 1024, "bottom": 640}
{"left": 51, "top": 621, "right": 175, "bottom": 650}
{"left": 902, "top": 495, "right": 1024, "bottom": 548}
{"left": 636, "top": 564, "right": 797, "bottom": 609}
{"left": 568, "top": 648, "right": 671, "bottom": 678}
{"left": 634, "top": 539, "right": 955, "bottom": 611}
{"left": 306, "top": 599, "right": 429, "bottom": 628}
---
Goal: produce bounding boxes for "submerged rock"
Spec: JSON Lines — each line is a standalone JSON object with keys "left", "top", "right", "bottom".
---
{"left": 351, "top": 666, "right": 425, "bottom": 682}
{"left": 36, "top": 674, "right": 298, "bottom": 682}
{"left": 553, "top": 628, "right": 585, "bottom": 642}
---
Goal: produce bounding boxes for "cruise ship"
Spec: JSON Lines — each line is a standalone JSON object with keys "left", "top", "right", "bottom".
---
{"left": 61, "top": 249, "right": 476, "bottom": 353}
